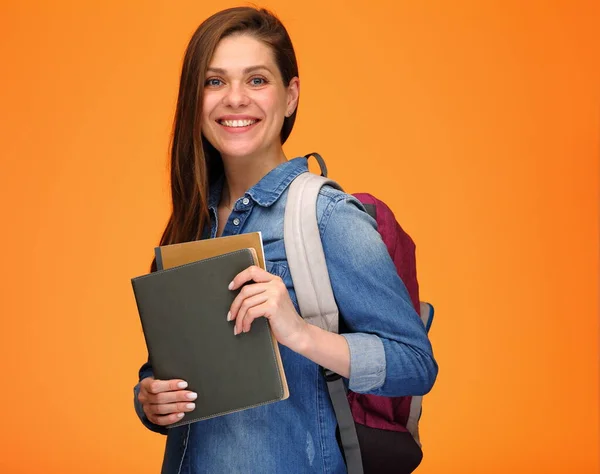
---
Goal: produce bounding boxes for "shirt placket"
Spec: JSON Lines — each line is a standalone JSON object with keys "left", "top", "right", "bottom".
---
{"left": 212, "top": 196, "right": 253, "bottom": 238}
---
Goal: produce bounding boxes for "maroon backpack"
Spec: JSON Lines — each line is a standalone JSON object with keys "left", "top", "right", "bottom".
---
{"left": 284, "top": 154, "right": 435, "bottom": 474}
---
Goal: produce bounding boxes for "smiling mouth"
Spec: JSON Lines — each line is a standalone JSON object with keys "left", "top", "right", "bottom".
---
{"left": 217, "top": 119, "right": 260, "bottom": 128}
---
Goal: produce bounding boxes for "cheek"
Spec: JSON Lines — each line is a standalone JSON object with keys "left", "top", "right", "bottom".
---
{"left": 258, "top": 90, "right": 287, "bottom": 116}
{"left": 201, "top": 94, "right": 218, "bottom": 129}
{"left": 201, "top": 113, "right": 211, "bottom": 135}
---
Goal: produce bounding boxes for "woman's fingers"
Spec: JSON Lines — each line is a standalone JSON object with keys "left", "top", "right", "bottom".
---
{"left": 151, "top": 390, "right": 198, "bottom": 403}
{"left": 148, "top": 411, "right": 187, "bottom": 426}
{"left": 142, "top": 377, "right": 189, "bottom": 395}
{"left": 138, "top": 377, "right": 198, "bottom": 426}
{"left": 228, "top": 282, "right": 267, "bottom": 322}
{"left": 229, "top": 270, "right": 289, "bottom": 336}
{"left": 150, "top": 388, "right": 198, "bottom": 405}
{"left": 146, "top": 401, "right": 196, "bottom": 416}
{"left": 234, "top": 294, "right": 270, "bottom": 335}
{"left": 229, "top": 265, "right": 273, "bottom": 290}
{"left": 140, "top": 379, "right": 196, "bottom": 402}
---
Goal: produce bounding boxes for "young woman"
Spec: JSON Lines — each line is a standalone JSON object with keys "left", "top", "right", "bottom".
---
{"left": 133, "top": 7, "right": 437, "bottom": 473}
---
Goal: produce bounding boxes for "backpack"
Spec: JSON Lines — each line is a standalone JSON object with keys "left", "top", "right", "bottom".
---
{"left": 283, "top": 153, "right": 435, "bottom": 474}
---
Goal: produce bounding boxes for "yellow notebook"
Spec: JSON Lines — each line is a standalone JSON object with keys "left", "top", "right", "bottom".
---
{"left": 155, "top": 232, "right": 266, "bottom": 271}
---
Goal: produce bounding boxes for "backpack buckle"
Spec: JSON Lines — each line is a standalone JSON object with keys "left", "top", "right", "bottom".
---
{"left": 321, "top": 366, "right": 342, "bottom": 382}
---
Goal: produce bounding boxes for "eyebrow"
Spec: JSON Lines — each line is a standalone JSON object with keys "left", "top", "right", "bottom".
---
{"left": 206, "top": 65, "right": 273, "bottom": 75}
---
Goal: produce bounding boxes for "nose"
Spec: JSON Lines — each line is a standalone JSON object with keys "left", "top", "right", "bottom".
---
{"left": 222, "top": 82, "right": 250, "bottom": 108}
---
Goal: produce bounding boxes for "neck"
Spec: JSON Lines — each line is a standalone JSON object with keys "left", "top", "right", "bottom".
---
{"left": 220, "top": 147, "right": 287, "bottom": 207}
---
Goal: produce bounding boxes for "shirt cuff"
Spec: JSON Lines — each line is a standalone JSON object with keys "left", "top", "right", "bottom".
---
{"left": 133, "top": 383, "right": 168, "bottom": 435}
{"left": 341, "top": 333, "right": 386, "bottom": 392}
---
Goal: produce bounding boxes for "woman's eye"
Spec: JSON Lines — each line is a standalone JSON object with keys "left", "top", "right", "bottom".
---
{"left": 250, "top": 77, "right": 266, "bottom": 86}
{"left": 206, "top": 78, "right": 223, "bottom": 87}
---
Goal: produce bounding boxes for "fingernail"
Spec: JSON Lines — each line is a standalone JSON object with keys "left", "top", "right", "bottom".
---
{"left": 227, "top": 311, "right": 231, "bottom": 321}
{"left": 186, "top": 392, "right": 198, "bottom": 400}
{"left": 228, "top": 281, "right": 234, "bottom": 290}
{"left": 186, "top": 403, "right": 196, "bottom": 410}
{"left": 234, "top": 326, "right": 238, "bottom": 336}
{"left": 177, "top": 413, "right": 184, "bottom": 418}
{"left": 177, "top": 381, "right": 188, "bottom": 389}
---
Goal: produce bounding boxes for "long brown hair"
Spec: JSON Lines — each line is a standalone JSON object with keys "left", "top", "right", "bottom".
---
{"left": 150, "top": 7, "right": 299, "bottom": 272}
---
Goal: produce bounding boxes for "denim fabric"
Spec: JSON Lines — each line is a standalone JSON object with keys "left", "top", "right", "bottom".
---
{"left": 133, "top": 157, "right": 438, "bottom": 473}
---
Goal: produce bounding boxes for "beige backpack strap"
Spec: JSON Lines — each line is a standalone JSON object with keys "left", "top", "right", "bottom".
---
{"left": 284, "top": 171, "right": 343, "bottom": 332}
{"left": 284, "top": 169, "right": 365, "bottom": 474}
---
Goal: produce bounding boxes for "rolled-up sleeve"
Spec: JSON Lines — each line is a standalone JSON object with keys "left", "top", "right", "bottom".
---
{"left": 319, "top": 191, "right": 438, "bottom": 397}
{"left": 341, "top": 333, "right": 386, "bottom": 392}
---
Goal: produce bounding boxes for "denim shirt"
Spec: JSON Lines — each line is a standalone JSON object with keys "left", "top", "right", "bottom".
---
{"left": 133, "top": 157, "right": 437, "bottom": 474}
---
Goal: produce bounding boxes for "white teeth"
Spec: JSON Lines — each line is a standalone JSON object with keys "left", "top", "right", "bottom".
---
{"left": 220, "top": 119, "right": 257, "bottom": 127}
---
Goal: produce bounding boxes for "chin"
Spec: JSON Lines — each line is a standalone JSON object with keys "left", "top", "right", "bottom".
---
{"left": 215, "top": 141, "right": 263, "bottom": 159}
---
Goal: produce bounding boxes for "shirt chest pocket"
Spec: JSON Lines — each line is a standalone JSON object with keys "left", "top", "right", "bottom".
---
{"left": 265, "top": 260, "right": 289, "bottom": 280}
{"left": 265, "top": 259, "right": 301, "bottom": 314}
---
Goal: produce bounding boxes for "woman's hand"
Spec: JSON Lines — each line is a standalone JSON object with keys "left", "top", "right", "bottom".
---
{"left": 229, "top": 265, "right": 351, "bottom": 377}
{"left": 138, "top": 377, "right": 198, "bottom": 426}
{"left": 228, "top": 265, "right": 308, "bottom": 350}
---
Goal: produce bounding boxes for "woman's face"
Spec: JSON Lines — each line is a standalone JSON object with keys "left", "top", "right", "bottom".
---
{"left": 201, "top": 34, "right": 299, "bottom": 161}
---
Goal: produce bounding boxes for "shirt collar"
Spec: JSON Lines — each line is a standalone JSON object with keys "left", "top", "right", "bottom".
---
{"left": 208, "top": 157, "right": 309, "bottom": 210}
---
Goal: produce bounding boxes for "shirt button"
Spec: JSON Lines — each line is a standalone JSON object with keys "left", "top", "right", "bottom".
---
{"left": 242, "top": 197, "right": 250, "bottom": 205}
{"left": 233, "top": 218, "right": 240, "bottom": 226}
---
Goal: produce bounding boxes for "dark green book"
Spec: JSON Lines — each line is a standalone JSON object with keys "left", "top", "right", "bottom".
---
{"left": 131, "top": 248, "right": 289, "bottom": 428}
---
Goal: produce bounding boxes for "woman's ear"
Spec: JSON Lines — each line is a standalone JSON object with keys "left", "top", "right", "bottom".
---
{"left": 286, "top": 77, "right": 300, "bottom": 116}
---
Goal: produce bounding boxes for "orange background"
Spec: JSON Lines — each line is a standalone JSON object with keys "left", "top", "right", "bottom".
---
{"left": 1, "top": 1, "right": 598, "bottom": 473}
